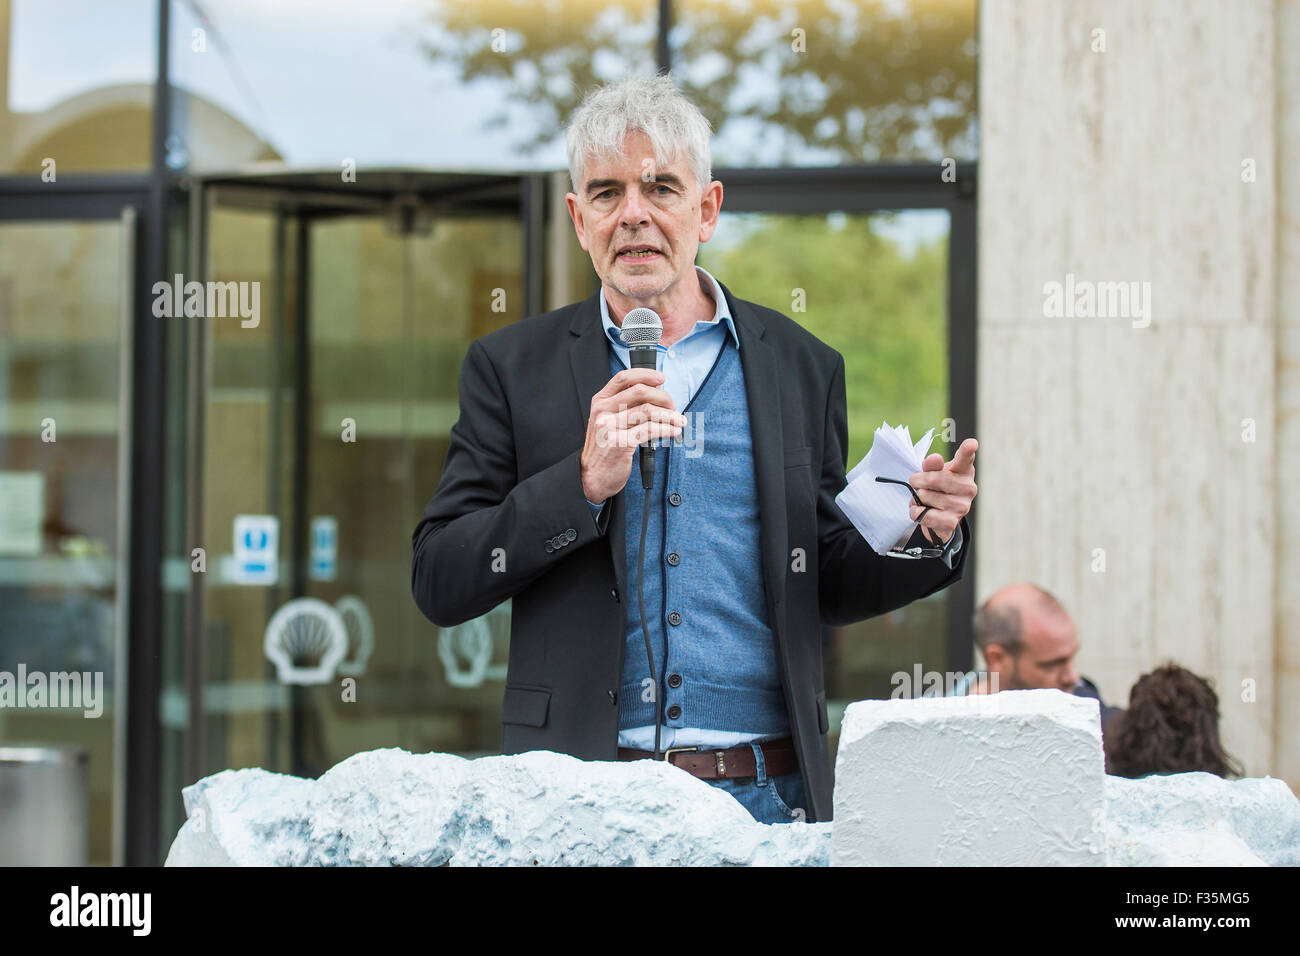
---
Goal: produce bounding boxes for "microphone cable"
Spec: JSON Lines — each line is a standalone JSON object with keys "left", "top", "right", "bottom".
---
{"left": 637, "top": 478, "right": 661, "bottom": 759}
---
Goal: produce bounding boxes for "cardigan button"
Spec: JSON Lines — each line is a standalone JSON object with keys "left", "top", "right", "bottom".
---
{"left": 667, "top": 611, "right": 682, "bottom": 626}
{"left": 668, "top": 492, "right": 682, "bottom": 506}
{"left": 666, "top": 705, "right": 682, "bottom": 720}
{"left": 667, "top": 673, "right": 682, "bottom": 688}
{"left": 666, "top": 551, "right": 680, "bottom": 566}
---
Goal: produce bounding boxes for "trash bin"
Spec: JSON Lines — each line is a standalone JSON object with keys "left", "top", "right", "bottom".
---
{"left": 0, "top": 745, "right": 89, "bottom": 866}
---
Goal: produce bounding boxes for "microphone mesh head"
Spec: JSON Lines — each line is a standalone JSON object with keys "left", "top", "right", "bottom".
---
{"left": 621, "top": 308, "right": 662, "bottom": 347}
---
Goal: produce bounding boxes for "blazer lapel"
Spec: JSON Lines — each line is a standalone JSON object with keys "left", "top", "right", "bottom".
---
{"left": 720, "top": 282, "right": 789, "bottom": 622}
{"left": 566, "top": 282, "right": 788, "bottom": 623}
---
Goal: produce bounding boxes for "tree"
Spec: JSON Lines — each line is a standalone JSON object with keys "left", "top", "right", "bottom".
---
{"left": 697, "top": 212, "right": 949, "bottom": 466}
{"left": 422, "top": 0, "right": 977, "bottom": 164}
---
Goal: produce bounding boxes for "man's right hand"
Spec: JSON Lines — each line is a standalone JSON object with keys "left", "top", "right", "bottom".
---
{"left": 580, "top": 368, "right": 685, "bottom": 504}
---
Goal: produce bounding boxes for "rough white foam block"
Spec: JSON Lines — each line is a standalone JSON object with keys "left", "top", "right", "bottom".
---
{"left": 1104, "top": 772, "right": 1300, "bottom": 866}
{"left": 162, "top": 725, "right": 1299, "bottom": 866}
{"left": 163, "top": 748, "right": 831, "bottom": 866}
{"left": 831, "top": 689, "right": 1106, "bottom": 866}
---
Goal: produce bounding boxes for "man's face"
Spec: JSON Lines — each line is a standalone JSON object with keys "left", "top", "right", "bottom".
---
{"left": 987, "top": 609, "right": 1080, "bottom": 693}
{"left": 565, "top": 130, "right": 721, "bottom": 301}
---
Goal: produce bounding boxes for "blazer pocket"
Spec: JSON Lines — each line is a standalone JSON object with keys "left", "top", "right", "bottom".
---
{"left": 816, "top": 689, "right": 829, "bottom": 735}
{"left": 784, "top": 445, "right": 813, "bottom": 469}
{"left": 501, "top": 684, "right": 551, "bottom": 727}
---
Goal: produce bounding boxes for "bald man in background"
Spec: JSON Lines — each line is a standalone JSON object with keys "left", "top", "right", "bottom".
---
{"left": 951, "top": 582, "right": 1123, "bottom": 734}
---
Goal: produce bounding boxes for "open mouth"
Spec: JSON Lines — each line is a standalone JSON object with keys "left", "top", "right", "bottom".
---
{"left": 617, "top": 246, "right": 662, "bottom": 261}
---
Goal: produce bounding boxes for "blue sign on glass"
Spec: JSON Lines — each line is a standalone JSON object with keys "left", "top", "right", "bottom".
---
{"left": 309, "top": 516, "right": 338, "bottom": 582}
{"left": 233, "top": 515, "right": 278, "bottom": 585}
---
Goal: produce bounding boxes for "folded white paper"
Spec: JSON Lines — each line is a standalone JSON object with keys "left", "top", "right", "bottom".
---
{"left": 836, "top": 422, "right": 935, "bottom": 554}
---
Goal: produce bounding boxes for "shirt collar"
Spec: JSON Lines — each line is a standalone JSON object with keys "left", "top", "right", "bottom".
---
{"left": 599, "top": 265, "right": 740, "bottom": 351}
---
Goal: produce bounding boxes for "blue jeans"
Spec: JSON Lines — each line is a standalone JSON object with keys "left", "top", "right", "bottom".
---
{"left": 704, "top": 742, "right": 807, "bottom": 824}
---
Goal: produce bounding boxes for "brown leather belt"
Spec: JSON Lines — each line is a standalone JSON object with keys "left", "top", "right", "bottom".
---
{"left": 617, "top": 736, "right": 798, "bottom": 780}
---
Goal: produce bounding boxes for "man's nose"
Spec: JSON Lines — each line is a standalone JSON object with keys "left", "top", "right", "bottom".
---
{"left": 1061, "top": 665, "right": 1079, "bottom": 690}
{"left": 619, "top": 188, "right": 649, "bottom": 226}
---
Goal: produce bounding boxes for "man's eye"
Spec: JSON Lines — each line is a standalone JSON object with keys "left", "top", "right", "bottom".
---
{"left": 595, "top": 189, "right": 615, "bottom": 200}
{"left": 654, "top": 185, "right": 672, "bottom": 195}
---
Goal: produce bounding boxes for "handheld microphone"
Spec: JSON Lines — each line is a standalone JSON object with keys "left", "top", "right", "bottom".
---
{"left": 621, "top": 307, "right": 662, "bottom": 492}
{"left": 620, "top": 306, "right": 665, "bottom": 757}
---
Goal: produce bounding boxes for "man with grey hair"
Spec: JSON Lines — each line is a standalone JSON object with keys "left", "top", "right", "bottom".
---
{"left": 412, "top": 75, "right": 979, "bottom": 824}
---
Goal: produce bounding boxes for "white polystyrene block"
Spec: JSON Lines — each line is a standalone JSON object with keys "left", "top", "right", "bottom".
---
{"left": 161, "top": 722, "right": 1300, "bottom": 866}
{"left": 831, "top": 689, "right": 1106, "bottom": 866}
{"left": 163, "top": 748, "right": 831, "bottom": 866}
{"left": 1104, "top": 772, "right": 1300, "bottom": 866}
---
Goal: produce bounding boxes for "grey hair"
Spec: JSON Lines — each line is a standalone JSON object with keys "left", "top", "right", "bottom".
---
{"left": 566, "top": 75, "right": 713, "bottom": 193}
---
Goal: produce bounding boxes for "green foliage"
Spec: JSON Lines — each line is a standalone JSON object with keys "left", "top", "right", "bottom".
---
{"left": 423, "top": 0, "right": 977, "bottom": 164}
{"left": 696, "top": 213, "right": 949, "bottom": 467}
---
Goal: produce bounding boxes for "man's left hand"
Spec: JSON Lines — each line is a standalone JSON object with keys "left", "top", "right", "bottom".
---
{"left": 909, "top": 437, "right": 978, "bottom": 546}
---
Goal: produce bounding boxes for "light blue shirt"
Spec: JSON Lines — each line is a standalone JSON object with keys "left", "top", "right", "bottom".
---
{"left": 583, "top": 264, "right": 736, "bottom": 536}
{"left": 598, "top": 265, "right": 739, "bottom": 409}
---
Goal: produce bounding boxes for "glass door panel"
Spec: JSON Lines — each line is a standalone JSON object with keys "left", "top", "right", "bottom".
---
{"left": 184, "top": 194, "right": 525, "bottom": 786}
{"left": 194, "top": 204, "right": 297, "bottom": 779}
{"left": 298, "top": 214, "right": 524, "bottom": 773}
{"left": 0, "top": 216, "right": 132, "bottom": 865}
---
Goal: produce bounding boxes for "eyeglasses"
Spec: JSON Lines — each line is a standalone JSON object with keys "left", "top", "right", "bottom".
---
{"left": 874, "top": 476, "right": 943, "bottom": 559}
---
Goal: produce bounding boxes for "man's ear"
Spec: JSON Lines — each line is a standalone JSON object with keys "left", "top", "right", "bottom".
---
{"left": 697, "top": 179, "right": 723, "bottom": 243}
{"left": 985, "top": 644, "right": 1009, "bottom": 673}
{"left": 566, "top": 193, "right": 589, "bottom": 251}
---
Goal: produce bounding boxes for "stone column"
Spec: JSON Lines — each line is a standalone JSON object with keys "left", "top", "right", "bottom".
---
{"left": 1274, "top": 0, "right": 1300, "bottom": 793}
{"left": 977, "top": 0, "right": 1281, "bottom": 778}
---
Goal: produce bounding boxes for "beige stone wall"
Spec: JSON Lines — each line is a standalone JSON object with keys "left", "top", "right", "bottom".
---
{"left": 1275, "top": 0, "right": 1300, "bottom": 788}
{"left": 977, "top": 0, "right": 1289, "bottom": 783}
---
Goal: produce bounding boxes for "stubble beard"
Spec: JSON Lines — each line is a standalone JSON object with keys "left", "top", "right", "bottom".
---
{"left": 604, "top": 263, "right": 678, "bottom": 301}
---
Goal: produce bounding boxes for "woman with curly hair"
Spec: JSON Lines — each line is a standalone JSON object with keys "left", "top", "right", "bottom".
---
{"left": 1104, "top": 662, "right": 1243, "bottom": 778}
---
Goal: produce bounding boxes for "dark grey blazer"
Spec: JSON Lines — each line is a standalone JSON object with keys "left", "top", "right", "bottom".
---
{"left": 411, "top": 279, "right": 969, "bottom": 822}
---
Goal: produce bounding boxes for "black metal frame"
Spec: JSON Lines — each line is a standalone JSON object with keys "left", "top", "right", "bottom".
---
{"left": 124, "top": 0, "right": 170, "bottom": 868}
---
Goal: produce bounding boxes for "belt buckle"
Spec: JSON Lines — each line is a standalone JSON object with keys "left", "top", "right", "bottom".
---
{"left": 661, "top": 745, "right": 699, "bottom": 764}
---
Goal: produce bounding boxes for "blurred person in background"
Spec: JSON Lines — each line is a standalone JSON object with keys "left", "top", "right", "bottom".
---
{"left": 948, "top": 582, "right": 1123, "bottom": 735}
{"left": 1104, "top": 662, "right": 1243, "bottom": 779}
